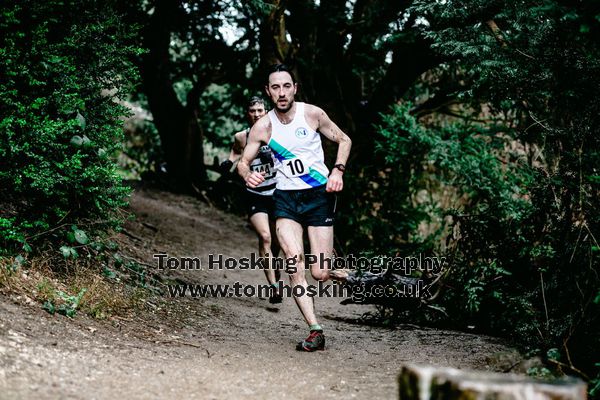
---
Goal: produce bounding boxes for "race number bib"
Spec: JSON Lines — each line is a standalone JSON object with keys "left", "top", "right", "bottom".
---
{"left": 283, "top": 157, "right": 307, "bottom": 177}
{"left": 251, "top": 162, "right": 275, "bottom": 179}
{"left": 250, "top": 146, "right": 276, "bottom": 179}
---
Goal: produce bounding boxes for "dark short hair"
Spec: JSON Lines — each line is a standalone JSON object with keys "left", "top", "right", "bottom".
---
{"left": 267, "top": 63, "right": 296, "bottom": 84}
{"left": 248, "top": 96, "right": 265, "bottom": 108}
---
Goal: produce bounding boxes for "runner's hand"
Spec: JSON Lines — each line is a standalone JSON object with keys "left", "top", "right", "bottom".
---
{"left": 245, "top": 171, "right": 265, "bottom": 188}
{"left": 326, "top": 169, "right": 343, "bottom": 192}
{"left": 219, "top": 160, "right": 233, "bottom": 175}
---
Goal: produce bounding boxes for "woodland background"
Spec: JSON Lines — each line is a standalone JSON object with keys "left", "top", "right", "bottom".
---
{"left": 1, "top": 0, "right": 598, "bottom": 394}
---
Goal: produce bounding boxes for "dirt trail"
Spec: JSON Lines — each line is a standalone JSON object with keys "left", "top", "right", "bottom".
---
{"left": 0, "top": 186, "right": 519, "bottom": 399}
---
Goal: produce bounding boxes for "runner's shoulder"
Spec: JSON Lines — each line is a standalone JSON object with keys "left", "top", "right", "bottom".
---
{"left": 233, "top": 130, "right": 248, "bottom": 147}
{"left": 304, "top": 103, "right": 325, "bottom": 114}
{"left": 304, "top": 103, "right": 327, "bottom": 122}
{"left": 304, "top": 103, "right": 327, "bottom": 129}
{"left": 249, "top": 114, "right": 272, "bottom": 140}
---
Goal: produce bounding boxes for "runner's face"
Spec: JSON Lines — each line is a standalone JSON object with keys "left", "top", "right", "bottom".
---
{"left": 247, "top": 103, "right": 266, "bottom": 124}
{"left": 266, "top": 71, "right": 297, "bottom": 112}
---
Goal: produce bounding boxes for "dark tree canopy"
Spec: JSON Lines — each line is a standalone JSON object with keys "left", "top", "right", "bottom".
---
{"left": 127, "top": 0, "right": 442, "bottom": 190}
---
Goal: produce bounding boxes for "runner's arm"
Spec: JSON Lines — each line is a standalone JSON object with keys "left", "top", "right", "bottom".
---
{"left": 313, "top": 107, "right": 352, "bottom": 192}
{"left": 227, "top": 132, "right": 246, "bottom": 163}
{"left": 237, "top": 118, "right": 270, "bottom": 188}
{"left": 220, "top": 132, "right": 246, "bottom": 174}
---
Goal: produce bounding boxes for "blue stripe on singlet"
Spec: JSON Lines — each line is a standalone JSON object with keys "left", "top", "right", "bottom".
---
{"left": 269, "top": 139, "right": 327, "bottom": 187}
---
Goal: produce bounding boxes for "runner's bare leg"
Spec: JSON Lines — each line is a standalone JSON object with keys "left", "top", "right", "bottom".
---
{"left": 307, "top": 226, "right": 334, "bottom": 282}
{"left": 249, "top": 212, "right": 278, "bottom": 285}
{"left": 276, "top": 218, "right": 318, "bottom": 326}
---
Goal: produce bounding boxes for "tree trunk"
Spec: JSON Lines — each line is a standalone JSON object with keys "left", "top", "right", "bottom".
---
{"left": 398, "top": 364, "right": 587, "bottom": 400}
{"left": 140, "top": 0, "right": 206, "bottom": 192}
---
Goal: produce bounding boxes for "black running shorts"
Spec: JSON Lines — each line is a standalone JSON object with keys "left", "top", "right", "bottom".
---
{"left": 273, "top": 185, "right": 336, "bottom": 227}
{"left": 246, "top": 190, "right": 275, "bottom": 218}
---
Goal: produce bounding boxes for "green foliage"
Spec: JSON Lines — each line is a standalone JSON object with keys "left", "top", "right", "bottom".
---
{"left": 198, "top": 84, "right": 248, "bottom": 149}
{"left": 527, "top": 366, "right": 554, "bottom": 380}
{"left": 42, "top": 288, "right": 87, "bottom": 318}
{"left": 340, "top": 0, "right": 600, "bottom": 385}
{"left": 118, "top": 96, "right": 162, "bottom": 179}
{"left": 0, "top": 1, "right": 141, "bottom": 254}
{"left": 414, "top": 0, "right": 599, "bottom": 373}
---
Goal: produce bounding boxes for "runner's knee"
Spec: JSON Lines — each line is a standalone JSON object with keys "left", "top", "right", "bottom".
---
{"left": 311, "top": 269, "right": 330, "bottom": 282}
{"left": 282, "top": 253, "right": 304, "bottom": 275}
{"left": 257, "top": 230, "right": 272, "bottom": 247}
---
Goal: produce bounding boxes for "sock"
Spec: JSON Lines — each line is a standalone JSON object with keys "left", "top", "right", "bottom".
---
{"left": 309, "top": 324, "right": 323, "bottom": 332}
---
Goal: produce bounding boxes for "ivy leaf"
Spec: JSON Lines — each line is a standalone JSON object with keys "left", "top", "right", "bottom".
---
{"left": 113, "top": 253, "right": 123, "bottom": 267}
{"left": 59, "top": 246, "right": 78, "bottom": 259}
{"left": 70, "top": 135, "right": 83, "bottom": 146}
{"left": 73, "top": 229, "right": 89, "bottom": 245}
{"left": 42, "top": 301, "right": 55, "bottom": 315}
{"left": 65, "top": 307, "right": 76, "bottom": 318}
{"left": 76, "top": 112, "right": 86, "bottom": 130}
{"left": 66, "top": 231, "right": 76, "bottom": 243}
{"left": 60, "top": 246, "right": 72, "bottom": 258}
{"left": 103, "top": 266, "right": 116, "bottom": 279}
{"left": 546, "top": 348, "right": 561, "bottom": 362}
{"left": 81, "top": 135, "right": 92, "bottom": 147}
{"left": 90, "top": 242, "right": 104, "bottom": 251}
{"left": 12, "top": 255, "right": 26, "bottom": 271}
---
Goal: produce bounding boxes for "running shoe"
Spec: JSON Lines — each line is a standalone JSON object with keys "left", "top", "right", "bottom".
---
{"left": 269, "top": 283, "right": 283, "bottom": 304}
{"left": 269, "top": 293, "right": 283, "bottom": 304}
{"left": 296, "top": 330, "right": 325, "bottom": 351}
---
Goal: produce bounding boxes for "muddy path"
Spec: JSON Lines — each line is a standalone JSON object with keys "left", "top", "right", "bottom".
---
{"left": 0, "top": 186, "right": 519, "bottom": 399}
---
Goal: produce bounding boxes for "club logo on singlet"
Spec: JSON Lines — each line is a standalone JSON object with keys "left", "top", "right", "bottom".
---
{"left": 295, "top": 127, "right": 308, "bottom": 139}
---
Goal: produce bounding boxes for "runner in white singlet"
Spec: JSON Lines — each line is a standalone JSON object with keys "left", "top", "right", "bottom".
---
{"left": 237, "top": 64, "right": 352, "bottom": 351}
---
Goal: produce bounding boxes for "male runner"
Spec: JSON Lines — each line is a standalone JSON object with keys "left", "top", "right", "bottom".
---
{"left": 220, "top": 96, "right": 282, "bottom": 303}
{"left": 237, "top": 64, "right": 352, "bottom": 351}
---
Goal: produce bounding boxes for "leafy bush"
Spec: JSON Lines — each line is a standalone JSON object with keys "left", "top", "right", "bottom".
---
{"left": 338, "top": 0, "right": 600, "bottom": 385}
{"left": 0, "top": 1, "right": 141, "bottom": 255}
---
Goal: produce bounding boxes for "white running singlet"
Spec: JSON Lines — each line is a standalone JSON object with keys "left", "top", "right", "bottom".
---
{"left": 267, "top": 102, "right": 329, "bottom": 190}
